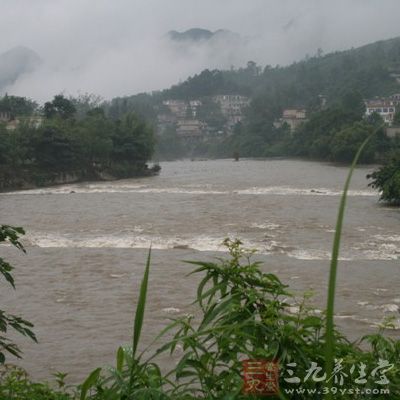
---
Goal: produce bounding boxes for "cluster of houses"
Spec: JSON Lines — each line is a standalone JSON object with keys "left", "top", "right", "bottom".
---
{"left": 157, "top": 95, "right": 250, "bottom": 143}
{"left": 274, "top": 93, "right": 400, "bottom": 138}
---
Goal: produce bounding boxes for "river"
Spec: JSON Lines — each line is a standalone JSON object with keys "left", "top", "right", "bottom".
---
{"left": 0, "top": 159, "right": 399, "bottom": 383}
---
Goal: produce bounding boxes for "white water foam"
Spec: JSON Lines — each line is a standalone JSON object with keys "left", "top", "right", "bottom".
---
{"left": 357, "top": 301, "right": 399, "bottom": 313}
{"left": 162, "top": 307, "right": 181, "bottom": 314}
{"left": 374, "top": 234, "right": 400, "bottom": 242}
{"left": 4, "top": 185, "right": 377, "bottom": 197}
{"left": 24, "top": 232, "right": 400, "bottom": 261}
{"left": 5, "top": 183, "right": 149, "bottom": 195}
{"left": 26, "top": 233, "right": 260, "bottom": 253}
{"left": 250, "top": 222, "right": 281, "bottom": 230}
{"left": 235, "top": 187, "right": 376, "bottom": 197}
{"left": 353, "top": 234, "right": 400, "bottom": 261}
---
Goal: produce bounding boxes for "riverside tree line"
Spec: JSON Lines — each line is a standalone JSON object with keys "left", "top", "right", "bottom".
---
{"left": 0, "top": 94, "right": 156, "bottom": 189}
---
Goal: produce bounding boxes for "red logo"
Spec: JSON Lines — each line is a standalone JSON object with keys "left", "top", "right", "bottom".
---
{"left": 242, "top": 359, "right": 279, "bottom": 396}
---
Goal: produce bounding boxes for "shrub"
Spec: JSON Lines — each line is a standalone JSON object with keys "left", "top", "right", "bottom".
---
{"left": 368, "top": 150, "right": 400, "bottom": 204}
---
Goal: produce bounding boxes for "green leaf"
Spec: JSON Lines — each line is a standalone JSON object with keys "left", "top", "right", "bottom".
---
{"left": 132, "top": 247, "right": 151, "bottom": 358}
{"left": 116, "top": 346, "right": 124, "bottom": 372}
{"left": 128, "top": 248, "right": 152, "bottom": 393}
{"left": 199, "top": 295, "right": 237, "bottom": 330}
{"left": 80, "top": 367, "right": 101, "bottom": 400}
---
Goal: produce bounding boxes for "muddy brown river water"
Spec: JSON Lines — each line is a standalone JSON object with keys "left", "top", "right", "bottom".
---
{"left": 0, "top": 159, "right": 399, "bottom": 383}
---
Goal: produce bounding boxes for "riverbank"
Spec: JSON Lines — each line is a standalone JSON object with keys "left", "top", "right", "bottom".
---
{"left": 0, "top": 164, "right": 161, "bottom": 193}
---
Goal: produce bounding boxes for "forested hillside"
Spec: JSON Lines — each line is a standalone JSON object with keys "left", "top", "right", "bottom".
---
{"left": 165, "top": 36, "right": 400, "bottom": 103}
{"left": 102, "top": 36, "right": 400, "bottom": 161}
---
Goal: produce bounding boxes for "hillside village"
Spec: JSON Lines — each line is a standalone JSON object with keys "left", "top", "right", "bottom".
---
{"left": 157, "top": 95, "right": 250, "bottom": 144}
{"left": 154, "top": 92, "right": 400, "bottom": 148}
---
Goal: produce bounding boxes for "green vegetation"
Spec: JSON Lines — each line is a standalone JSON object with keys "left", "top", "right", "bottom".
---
{"left": 196, "top": 97, "right": 227, "bottom": 133}
{"left": 0, "top": 225, "right": 36, "bottom": 363}
{"left": 368, "top": 149, "right": 400, "bottom": 204}
{"left": 0, "top": 95, "right": 157, "bottom": 190}
{"left": 289, "top": 99, "right": 391, "bottom": 163}
{"left": 0, "top": 94, "right": 37, "bottom": 117}
{"left": 153, "top": 125, "right": 185, "bottom": 160}
{"left": 0, "top": 367, "right": 70, "bottom": 400}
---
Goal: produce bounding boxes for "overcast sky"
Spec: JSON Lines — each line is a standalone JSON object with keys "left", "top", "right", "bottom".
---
{"left": 1, "top": 0, "right": 400, "bottom": 102}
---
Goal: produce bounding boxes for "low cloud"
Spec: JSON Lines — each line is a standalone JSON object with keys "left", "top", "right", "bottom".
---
{"left": 1, "top": 0, "right": 400, "bottom": 102}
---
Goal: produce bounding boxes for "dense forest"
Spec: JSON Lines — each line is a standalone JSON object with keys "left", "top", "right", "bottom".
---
{"left": 0, "top": 94, "right": 157, "bottom": 190}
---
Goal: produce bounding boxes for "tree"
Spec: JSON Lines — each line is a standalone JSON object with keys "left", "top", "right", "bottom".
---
{"left": 111, "top": 113, "right": 155, "bottom": 176}
{"left": 393, "top": 110, "right": 400, "bottom": 126}
{"left": 330, "top": 121, "right": 375, "bottom": 163}
{"left": 196, "top": 98, "right": 227, "bottom": 132}
{"left": 368, "top": 150, "right": 400, "bottom": 204}
{"left": 77, "top": 110, "right": 113, "bottom": 166}
{"left": 0, "top": 225, "right": 36, "bottom": 363}
{"left": 0, "top": 95, "right": 37, "bottom": 117}
{"left": 339, "top": 89, "right": 366, "bottom": 119}
{"left": 154, "top": 125, "right": 185, "bottom": 160}
{"left": 28, "top": 120, "right": 78, "bottom": 169}
{"left": 366, "top": 111, "right": 384, "bottom": 126}
{"left": 44, "top": 95, "right": 76, "bottom": 120}
{"left": 290, "top": 106, "right": 359, "bottom": 158}
{"left": 0, "top": 126, "right": 27, "bottom": 168}
{"left": 69, "top": 93, "right": 103, "bottom": 120}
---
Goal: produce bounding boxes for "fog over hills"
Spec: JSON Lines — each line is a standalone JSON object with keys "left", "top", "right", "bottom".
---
{"left": 1, "top": 0, "right": 400, "bottom": 101}
{"left": 165, "top": 28, "right": 247, "bottom": 72}
{"left": 167, "top": 28, "right": 240, "bottom": 43}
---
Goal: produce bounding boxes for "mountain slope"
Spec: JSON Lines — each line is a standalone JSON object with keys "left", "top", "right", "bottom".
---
{"left": 164, "top": 36, "right": 400, "bottom": 104}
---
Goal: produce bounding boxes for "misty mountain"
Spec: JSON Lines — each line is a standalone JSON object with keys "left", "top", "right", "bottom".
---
{"left": 164, "top": 35, "right": 400, "bottom": 102}
{"left": 0, "top": 46, "right": 41, "bottom": 92}
{"left": 165, "top": 28, "right": 247, "bottom": 72}
{"left": 167, "top": 28, "right": 240, "bottom": 43}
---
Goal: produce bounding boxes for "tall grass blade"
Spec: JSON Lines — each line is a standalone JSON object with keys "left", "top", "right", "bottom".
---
{"left": 116, "top": 346, "right": 124, "bottom": 373}
{"left": 128, "top": 247, "right": 152, "bottom": 392}
{"left": 324, "top": 126, "right": 382, "bottom": 399}
{"left": 133, "top": 247, "right": 151, "bottom": 358}
{"left": 80, "top": 367, "right": 101, "bottom": 400}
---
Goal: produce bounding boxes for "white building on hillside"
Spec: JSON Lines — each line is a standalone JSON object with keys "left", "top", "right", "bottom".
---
{"left": 365, "top": 99, "right": 397, "bottom": 125}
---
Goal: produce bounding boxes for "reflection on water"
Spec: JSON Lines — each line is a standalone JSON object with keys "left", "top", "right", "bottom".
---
{"left": 0, "top": 159, "right": 398, "bottom": 382}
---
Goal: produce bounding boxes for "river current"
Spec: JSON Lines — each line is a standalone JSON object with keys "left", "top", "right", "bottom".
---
{"left": 0, "top": 159, "right": 399, "bottom": 382}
